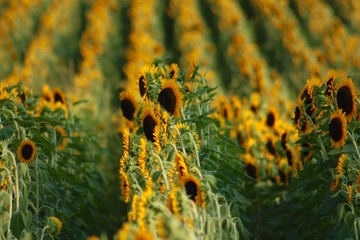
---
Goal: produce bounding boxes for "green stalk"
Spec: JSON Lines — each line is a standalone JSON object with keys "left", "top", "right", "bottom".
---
{"left": 154, "top": 154, "right": 170, "bottom": 191}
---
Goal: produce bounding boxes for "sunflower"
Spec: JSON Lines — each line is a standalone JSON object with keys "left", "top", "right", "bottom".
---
{"left": 122, "top": 128, "right": 130, "bottom": 154}
{"left": 330, "top": 174, "right": 340, "bottom": 192}
{"left": 120, "top": 91, "right": 138, "bottom": 121}
{"left": 265, "top": 106, "right": 278, "bottom": 128}
{"left": 153, "top": 125, "right": 162, "bottom": 152}
{"left": 336, "top": 154, "right": 347, "bottom": 175}
{"left": 324, "top": 70, "right": 337, "bottom": 98}
{"left": 329, "top": 109, "right": 347, "bottom": 149}
{"left": 175, "top": 152, "right": 188, "bottom": 177}
{"left": 41, "top": 84, "right": 53, "bottom": 102}
{"left": 138, "top": 137, "right": 148, "bottom": 176}
{"left": 336, "top": 77, "right": 357, "bottom": 121}
{"left": 17, "top": 140, "right": 37, "bottom": 164}
{"left": 181, "top": 175, "right": 204, "bottom": 206}
{"left": 47, "top": 216, "right": 63, "bottom": 235}
{"left": 1, "top": 178, "right": 8, "bottom": 191}
{"left": 55, "top": 126, "right": 67, "bottom": 151}
{"left": 158, "top": 79, "right": 183, "bottom": 117}
{"left": 137, "top": 66, "right": 153, "bottom": 98}
{"left": 53, "top": 88, "right": 66, "bottom": 105}
{"left": 141, "top": 104, "right": 160, "bottom": 142}
{"left": 166, "top": 63, "right": 180, "bottom": 80}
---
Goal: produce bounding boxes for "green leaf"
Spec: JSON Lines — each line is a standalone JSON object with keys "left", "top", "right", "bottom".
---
{"left": 19, "top": 196, "right": 28, "bottom": 212}
{"left": 152, "top": 170, "right": 162, "bottom": 182}
{"left": 10, "top": 211, "right": 26, "bottom": 239}
{"left": 344, "top": 212, "right": 356, "bottom": 228}
{"left": 0, "top": 127, "right": 15, "bottom": 140}
{"left": 337, "top": 203, "right": 345, "bottom": 223}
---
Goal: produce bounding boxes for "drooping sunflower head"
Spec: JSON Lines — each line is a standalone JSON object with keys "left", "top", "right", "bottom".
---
{"left": 329, "top": 109, "right": 347, "bottom": 149}
{"left": 336, "top": 77, "right": 357, "bottom": 121}
{"left": 17, "top": 140, "right": 37, "bottom": 164}
{"left": 120, "top": 91, "right": 138, "bottom": 121}
{"left": 158, "top": 79, "right": 183, "bottom": 117}
{"left": 141, "top": 103, "right": 161, "bottom": 142}
{"left": 175, "top": 152, "right": 189, "bottom": 177}
{"left": 47, "top": 216, "right": 63, "bottom": 236}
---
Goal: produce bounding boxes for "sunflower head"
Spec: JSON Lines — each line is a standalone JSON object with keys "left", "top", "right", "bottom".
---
{"left": 120, "top": 91, "right": 138, "bottom": 121}
{"left": 158, "top": 79, "right": 183, "bottom": 117}
{"left": 329, "top": 109, "right": 347, "bottom": 149}
{"left": 181, "top": 175, "right": 202, "bottom": 205}
{"left": 166, "top": 63, "right": 180, "bottom": 80}
{"left": 47, "top": 216, "right": 63, "bottom": 235}
{"left": 336, "top": 77, "right": 357, "bottom": 121}
{"left": 141, "top": 104, "right": 161, "bottom": 142}
{"left": 53, "top": 88, "right": 66, "bottom": 105}
{"left": 138, "top": 75, "right": 148, "bottom": 98}
{"left": 265, "top": 106, "right": 278, "bottom": 128}
{"left": 175, "top": 152, "right": 188, "bottom": 177}
{"left": 41, "top": 84, "right": 53, "bottom": 102}
{"left": 17, "top": 140, "right": 37, "bottom": 164}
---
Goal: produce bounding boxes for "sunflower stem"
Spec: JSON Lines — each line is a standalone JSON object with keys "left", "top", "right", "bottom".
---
{"left": 303, "top": 112, "right": 328, "bottom": 160}
{"left": 2, "top": 166, "right": 13, "bottom": 240}
{"left": 40, "top": 225, "right": 49, "bottom": 240}
{"left": 7, "top": 150, "right": 20, "bottom": 211}
{"left": 348, "top": 131, "right": 360, "bottom": 163}
{"left": 170, "top": 126, "right": 186, "bottom": 154}
{"left": 35, "top": 157, "right": 40, "bottom": 222}
{"left": 185, "top": 132, "right": 201, "bottom": 168}
{"left": 154, "top": 154, "right": 170, "bottom": 191}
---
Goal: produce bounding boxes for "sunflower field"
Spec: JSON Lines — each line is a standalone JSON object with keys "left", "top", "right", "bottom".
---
{"left": 1, "top": 0, "right": 360, "bottom": 239}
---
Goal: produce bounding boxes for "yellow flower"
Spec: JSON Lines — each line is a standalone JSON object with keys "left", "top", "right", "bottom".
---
{"left": 336, "top": 77, "right": 357, "bottom": 121}
{"left": 17, "top": 140, "right": 37, "bottom": 164}
{"left": 329, "top": 109, "right": 347, "bottom": 149}
{"left": 47, "top": 216, "right": 62, "bottom": 235}
{"left": 141, "top": 103, "right": 160, "bottom": 142}
{"left": 336, "top": 154, "right": 347, "bottom": 175}
{"left": 120, "top": 91, "right": 138, "bottom": 121}
{"left": 158, "top": 79, "right": 183, "bottom": 117}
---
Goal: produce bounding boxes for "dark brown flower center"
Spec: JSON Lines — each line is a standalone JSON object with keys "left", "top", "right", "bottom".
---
{"left": 286, "top": 149, "right": 293, "bottom": 166}
{"left": 54, "top": 92, "right": 64, "bottom": 104}
{"left": 266, "top": 111, "right": 275, "bottom": 127}
{"left": 329, "top": 117, "right": 343, "bottom": 142}
{"left": 143, "top": 115, "right": 157, "bottom": 142}
{"left": 22, "top": 144, "right": 33, "bottom": 160}
{"left": 245, "top": 163, "right": 257, "bottom": 179}
{"left": 158, "top": 88, "right": 177, "bottom": 115}
{"left": 337, "top": 86, "right": 354, "bottom": 115}
{"left": 266, "top": 140, "right": 276, "bottom": 156}
{"left": 139, "top": 76, "right": 147, "bottom": 97}
{"left": 121, "top": 99, "right": 136, "bottom": 120}
{"left": 185, "top": 181, "right": 198, "bottom": 202}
